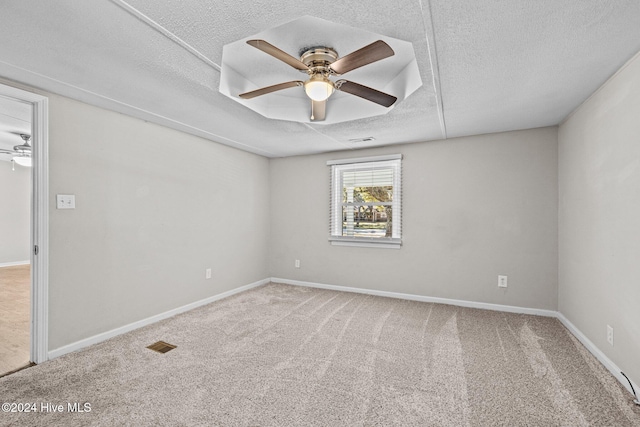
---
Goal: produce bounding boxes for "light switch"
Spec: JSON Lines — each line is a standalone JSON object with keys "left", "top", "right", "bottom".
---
{"left": 56, "top": 194, "right": 76, "bottom": 209}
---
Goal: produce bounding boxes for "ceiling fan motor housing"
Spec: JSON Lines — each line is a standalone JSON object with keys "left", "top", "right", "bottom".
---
{"left": 300, "top": 47, "right": 338, "bottom": 102}
{"left": 300, "top": 47, "right": 338, "bottom": 75}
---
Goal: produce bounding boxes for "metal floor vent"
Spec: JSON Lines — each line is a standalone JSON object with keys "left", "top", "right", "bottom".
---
{"left": 147, "top": 341, "right": 176, "bottom": 354}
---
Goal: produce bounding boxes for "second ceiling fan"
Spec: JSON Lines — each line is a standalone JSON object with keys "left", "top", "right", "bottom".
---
{"left": 239, "top": 39, "right": 397, "bottom": 122}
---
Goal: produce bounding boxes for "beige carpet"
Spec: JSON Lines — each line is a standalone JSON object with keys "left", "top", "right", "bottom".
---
{"left": 0, "top": 264, "right": 30, "bottom": 376}
{"left": 1, "top": 283, "right": 639, "bottom": 426}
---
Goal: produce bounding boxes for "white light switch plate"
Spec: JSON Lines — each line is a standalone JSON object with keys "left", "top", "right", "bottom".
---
{"left": 56, "top": 194, "right": 76, "bottom": 209}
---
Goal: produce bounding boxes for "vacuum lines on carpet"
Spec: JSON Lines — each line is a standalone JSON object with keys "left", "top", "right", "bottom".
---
{"left": 1, "top": 283, "right": 639, "bottom": 426}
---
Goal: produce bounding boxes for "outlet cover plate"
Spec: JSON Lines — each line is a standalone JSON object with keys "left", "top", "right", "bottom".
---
{"left": 56, "top": 194, "right": 76, "bottom": 209}
{"left": 498, "top": 275, "right": 508, "bottom": 288}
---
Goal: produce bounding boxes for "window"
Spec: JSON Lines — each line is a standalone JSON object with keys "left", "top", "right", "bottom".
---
{"left": 328, "top": 155, "right": 402, "bottom": 248}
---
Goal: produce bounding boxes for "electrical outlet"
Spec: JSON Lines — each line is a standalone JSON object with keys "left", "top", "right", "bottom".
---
{"left": 498, "top": 275, "right": 508, "bottom": 288}
{"left": 205, "top": 268, "right": 212, "bottom": 279}
{"left": 56, "top": 194, "right": 76, "bottom": 209}
{"left": 295, "top": 259, "right": 300, "bottom": 268}
{"left": 607, "top": 325, "right": 614, "bottom": 346}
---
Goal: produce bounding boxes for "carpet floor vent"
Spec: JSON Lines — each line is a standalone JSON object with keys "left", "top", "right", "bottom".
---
{"left": 147, "top": 341, "right": 176, "bottom": 354}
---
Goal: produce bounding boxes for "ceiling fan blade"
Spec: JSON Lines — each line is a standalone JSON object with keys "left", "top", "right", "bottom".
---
{"left": 330, "top": 40, "right": 394, "bottom": 75}
{"left": 336, "top": 80, "right": 397, "bottom": 108}
{"left": 246, "top": 40, "right": 310, "bottom": 71}
{"left": 310, "top": 100, "right": 326, "bottom": 122}
{"left": 239, "top": 81, "right": 303, "bottom": 99}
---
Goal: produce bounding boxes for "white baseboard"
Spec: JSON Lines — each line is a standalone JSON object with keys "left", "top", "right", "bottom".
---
{"left": 274, "top": 277, "right": 638, "bottom": 399}
{"left": 48, "top": 278, "right": 270, "bottom": 360}
{"left": 271, "top": 277, "right": 557, "bottom": 317}
{"left": 557, "top": 313, "right": 640, "bottom": 398}
{"left": 0, "top": 260, "right": 30, "bottom": 268}
{"left": 46, "top": 276, "right": 639, "bottom": 402}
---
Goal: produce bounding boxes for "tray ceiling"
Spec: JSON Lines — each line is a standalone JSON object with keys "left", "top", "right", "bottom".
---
{"left": 0, "top": 1, "right": 639, "bottom": 157}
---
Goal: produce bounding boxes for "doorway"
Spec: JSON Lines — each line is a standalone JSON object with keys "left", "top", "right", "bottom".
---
{"left": 0, "top": 82, "right": 49, "bottom": 374}
{"left": 0, "top": 265, "right": 31, "bottom": 375}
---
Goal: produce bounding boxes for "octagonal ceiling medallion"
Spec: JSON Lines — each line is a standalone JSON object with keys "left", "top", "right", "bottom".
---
{"left": 219, "top": 16, "right": 422, "bottom": 125}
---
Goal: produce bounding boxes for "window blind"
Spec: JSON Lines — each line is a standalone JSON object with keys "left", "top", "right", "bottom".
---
{"left": 328, "top": 156, "right": 402, "bottom": 248}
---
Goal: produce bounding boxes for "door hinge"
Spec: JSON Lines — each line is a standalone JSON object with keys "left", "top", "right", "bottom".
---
{"left": 34, "top": 245, "right": 39, "bottom": 255}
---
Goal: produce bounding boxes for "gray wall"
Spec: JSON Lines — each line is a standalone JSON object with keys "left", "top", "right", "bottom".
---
{"left": 48, "top": 94, "right": 270, "bottom": 350}
{"left": 270, "top": 127, "right": 559, "bottom": 310}
{"left": 559, "top": 52, "right": 640, "bottom": 386}
{"left": 0, "top": 160, "right": 30, "bottom": 264}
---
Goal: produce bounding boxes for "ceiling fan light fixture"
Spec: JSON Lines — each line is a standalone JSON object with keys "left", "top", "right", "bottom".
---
{"left": 13, "top": 156, "right": 32, "bottom": 167}
{"left": 220, "top": 16, "right": 423, "bottom": 124}
{"left": 304, "top": 75, "right": 334, "bottom": 101}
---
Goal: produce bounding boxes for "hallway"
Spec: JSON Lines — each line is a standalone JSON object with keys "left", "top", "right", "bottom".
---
{"left": 0, "top": 264, "right": 30, "bottom": 376}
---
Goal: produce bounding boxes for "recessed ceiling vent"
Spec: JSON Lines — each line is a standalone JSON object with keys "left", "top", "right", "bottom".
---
{"left": 348, "top": 137, "right": 376, "bottom": 143}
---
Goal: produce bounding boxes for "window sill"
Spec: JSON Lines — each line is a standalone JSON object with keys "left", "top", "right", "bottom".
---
{"left": 329, "top": 237, "right": 401, "bottom": 249}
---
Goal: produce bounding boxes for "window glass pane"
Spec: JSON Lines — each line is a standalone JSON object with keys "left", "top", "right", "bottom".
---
{"left": 342, "top": 186, "right": 393, "bottom": 203}
{"left": 353, "top": 185, "right": 392, "bottom": 203}
{"left": 329, "top": 156, "right": 401, "bottom": 245}
{"left": 342, "top": 205, "right": 393, "bottom": 238}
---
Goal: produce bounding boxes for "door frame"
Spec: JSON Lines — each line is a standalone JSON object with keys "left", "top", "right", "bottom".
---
{"left": 0, "top": 83, "right": 49, "bottom": 364}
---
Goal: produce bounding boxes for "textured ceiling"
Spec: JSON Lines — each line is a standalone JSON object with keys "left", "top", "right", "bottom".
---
{"left": 0, "top": 1, "right": 639, "bottom": 157}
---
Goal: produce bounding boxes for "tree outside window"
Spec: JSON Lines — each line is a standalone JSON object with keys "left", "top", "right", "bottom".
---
{"left": 328, "top": 155, "right": 402, "bottom": 248}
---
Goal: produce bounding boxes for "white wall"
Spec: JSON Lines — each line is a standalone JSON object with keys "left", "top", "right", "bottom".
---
{"left": 47, "top": 94, "right": 270, "bottom": 350}
{"left": 559, "top": 51, "right": 640, "bottom": 386}
{"left": 0, "top": 159, "right": 30, "bottom": 265}
{"left": 270, "top": 127, "right": 558, "bottom": 310}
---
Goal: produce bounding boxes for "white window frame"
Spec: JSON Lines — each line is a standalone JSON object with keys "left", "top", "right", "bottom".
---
{"left": 328, "top": 154, "right": 402, "bottom": 249}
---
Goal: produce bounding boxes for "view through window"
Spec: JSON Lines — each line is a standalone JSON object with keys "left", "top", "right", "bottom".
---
{"left": 328, "top": 155, "right": 402, "bottom": 248}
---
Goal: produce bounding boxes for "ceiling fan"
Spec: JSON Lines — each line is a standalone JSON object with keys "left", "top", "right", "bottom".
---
{"left": 238, "top": 39, "right": 397, "bottom": 122}
{"left": 0, "top": 133, "right": 32, "bottom": 167}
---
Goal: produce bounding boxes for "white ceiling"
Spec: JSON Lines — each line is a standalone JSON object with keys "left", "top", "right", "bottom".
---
{"left": 0, "top": 1, "right": 639, "bottom": 158}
